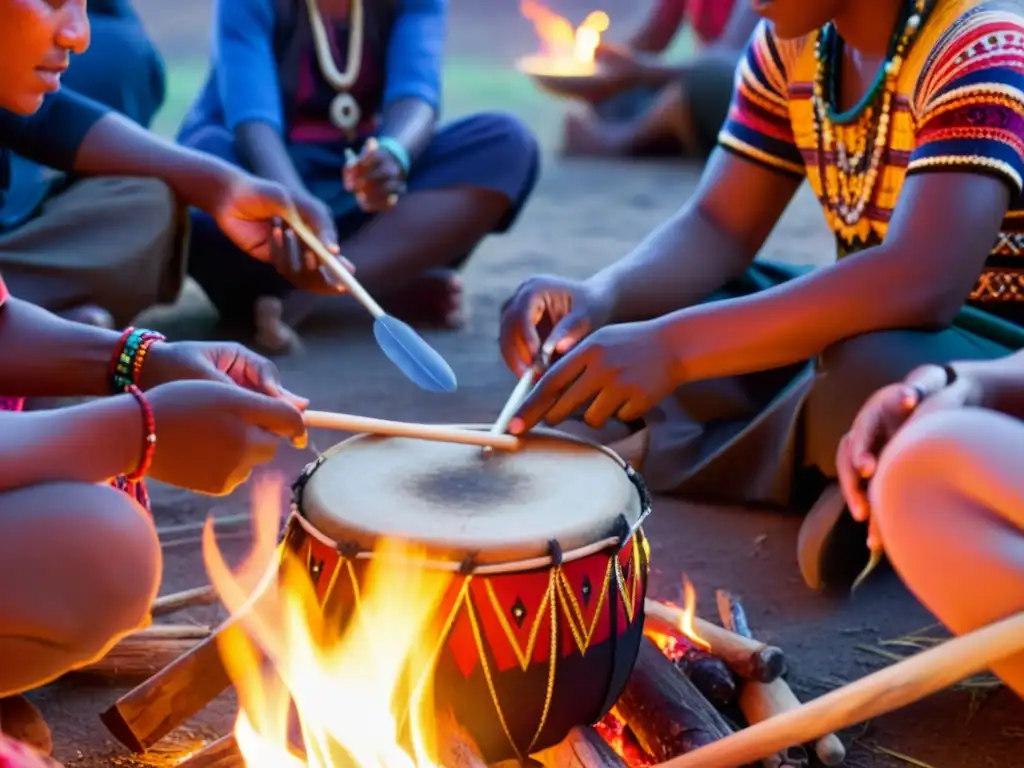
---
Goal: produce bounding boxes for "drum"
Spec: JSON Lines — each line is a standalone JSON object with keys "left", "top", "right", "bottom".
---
{"left": 286, "top": 427, "right": 652, "bottom": 762}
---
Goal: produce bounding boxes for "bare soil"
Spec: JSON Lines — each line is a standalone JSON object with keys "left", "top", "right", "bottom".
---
{"left": 34, "top": 2, "right": 1023, "bottom": 766}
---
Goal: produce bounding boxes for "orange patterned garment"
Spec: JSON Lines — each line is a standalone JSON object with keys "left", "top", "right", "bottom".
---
{"left": 718, "top": 0, "right": 1024, "bottom": 305}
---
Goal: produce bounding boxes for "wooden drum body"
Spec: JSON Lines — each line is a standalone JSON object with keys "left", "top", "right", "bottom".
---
{"left": 286, "top": 428, "right": 652, "bottom": 762}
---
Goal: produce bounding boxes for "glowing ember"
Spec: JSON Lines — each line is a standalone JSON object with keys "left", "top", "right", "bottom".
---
{"left": 518, "top": 0, "right": 610, "bottom": 76}
{"left": 202, "top": 475, "right": 455, "bottom": 767}
{"left": 594, "top": 710, "right": 652, "bottom": 767}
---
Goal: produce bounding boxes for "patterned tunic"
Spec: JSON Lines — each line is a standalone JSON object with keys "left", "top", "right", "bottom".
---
{"left": 718, "top": 0, "right": 1024, "bottom": 308}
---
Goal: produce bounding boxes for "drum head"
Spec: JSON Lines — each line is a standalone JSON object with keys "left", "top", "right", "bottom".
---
{"left": 299, "top": 429, "right": 641, "bottom": 565}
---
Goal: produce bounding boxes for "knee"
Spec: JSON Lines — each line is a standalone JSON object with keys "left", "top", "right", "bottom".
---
{"left": 55, "top": 485, "right": 161, "bottom": 665}
{"left": 468, "top": 112, "right": 541, "bottom": 175}
{"left": 113, "top": 178, "right": 178, "bottom": 232}
{"left": 868, "top": 409, "right": 988, "bottom": 551}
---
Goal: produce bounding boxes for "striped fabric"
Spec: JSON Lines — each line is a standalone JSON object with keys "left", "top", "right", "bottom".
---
{"left": 718, "top": 0, "right": 1024, "bottom": 271}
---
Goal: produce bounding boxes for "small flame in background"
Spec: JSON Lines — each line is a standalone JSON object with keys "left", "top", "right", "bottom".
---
{"left": 202, "top": 474, "right": 454, "bottom": 767}
{"left": 520, "top": 0, "right": 610, "bottom": 74}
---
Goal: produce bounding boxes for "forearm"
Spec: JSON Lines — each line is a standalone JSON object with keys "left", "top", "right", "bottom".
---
{"left": 73, "top": 112, "right": 238, "bottom": 212}
{"left": 588, "top": 203, "right": 755, "bottom": 323}
{"left": 234, "top": 121, "right": 307, "bottom": 197}
{"left": 0, "top": 396, "right": 140, "bottom": 491}
{"left": 951, "top": 353, "right": 1024, "bottom": 419}
{"left": 378, "top": 98, "right": 437, "bottom": 163}
{"left": 0, "top": 298, "right": 122, "bottom": 398}
{"left": 662, "top": 245, "right": 957, "bottom": 383}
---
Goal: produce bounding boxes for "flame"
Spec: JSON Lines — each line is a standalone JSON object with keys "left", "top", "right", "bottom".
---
{"left": 202, "top": 474, "right": 454, "bottom": 767}
{"left": 676, "top": 576, "right": 711, "bottom": 652}
{"left": 519, "top": 1, "right": 610, "bottom": 74}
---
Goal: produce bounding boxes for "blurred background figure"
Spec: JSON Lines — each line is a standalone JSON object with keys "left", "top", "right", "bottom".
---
{"left": 563, "top": 0, "right": 758, "bottom": 158}
{"left": 0, "top": 0, "right": 169, "bottom": 329}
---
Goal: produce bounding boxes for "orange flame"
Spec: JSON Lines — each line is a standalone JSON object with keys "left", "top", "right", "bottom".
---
{"left": 677, "top": 576, "right": 711, "bottom": 652}
{"left": 202, "top": 474, "right": 454, "bottom": 767}
{"left": 519, "top": 1, "right": 610, "bottom": 74}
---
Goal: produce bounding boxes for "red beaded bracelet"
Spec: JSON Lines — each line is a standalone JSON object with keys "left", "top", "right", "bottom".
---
{"left": 125, "top": 384, "right": 157, "bottom": 481}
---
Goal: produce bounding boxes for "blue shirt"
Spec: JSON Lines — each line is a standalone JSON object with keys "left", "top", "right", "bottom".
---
{"left": 179, "top": 0, "right": 446, "bottom": 139}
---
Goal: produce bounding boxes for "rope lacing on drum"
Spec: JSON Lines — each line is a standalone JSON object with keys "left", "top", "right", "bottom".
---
{"left": 458, "top": 553, "right": 479, "bottom": 575}
{"left": 546, "top": 539, "right": 564, "bottom": 568}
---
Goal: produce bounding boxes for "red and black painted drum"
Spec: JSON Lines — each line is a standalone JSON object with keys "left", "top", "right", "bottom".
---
{"left": 286, "top": 427, "right": 652, "bottom": 762}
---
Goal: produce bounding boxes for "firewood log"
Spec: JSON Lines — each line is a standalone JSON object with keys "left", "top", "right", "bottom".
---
{"left": 615, "top": 636, "right": 732, "bottom": 760}
{"left": 173, "top": 734, "right": 242, "bottom": 768}
{"left": 532, "top": 726, "right": 628, "bottom": 768}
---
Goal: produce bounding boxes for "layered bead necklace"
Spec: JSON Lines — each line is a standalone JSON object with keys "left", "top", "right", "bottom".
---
{"left": 305, "top": 0, "right": 365, "bottom": 135}
{"left": 811, "top": 0, "right": 930, "bottom": 232}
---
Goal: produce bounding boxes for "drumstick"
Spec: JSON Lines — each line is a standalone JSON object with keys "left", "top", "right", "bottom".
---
{"left": 303, "top": 410, "right": 520, "bottom": 450}
{"left": 652, "top": 610, "right": 1024, "bottom": 768}
{"left": 484, "top": 342, "right": 555, "bottom": 454}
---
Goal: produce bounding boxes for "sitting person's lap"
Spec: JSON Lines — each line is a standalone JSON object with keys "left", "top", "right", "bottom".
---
{"left": 0, "top": 481, "right": 159, "bottom": 698}
{"left": 182, "top": 112, "right": 540, "bottom": 327}
{"left": 870, "top": 406, "right": 1024, "bottom": 698}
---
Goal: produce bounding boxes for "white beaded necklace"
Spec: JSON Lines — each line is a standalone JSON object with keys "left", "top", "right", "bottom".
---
{"left": 304, "top": 0, "right": 364, "bottom": 134}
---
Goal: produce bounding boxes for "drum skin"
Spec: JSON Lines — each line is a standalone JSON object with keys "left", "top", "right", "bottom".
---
{"left": 284, "top": 521, "right": 650, "bottom": 762}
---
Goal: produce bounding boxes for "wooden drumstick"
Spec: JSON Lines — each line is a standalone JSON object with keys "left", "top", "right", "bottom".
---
{"left": 303, "top": 410, "right": 520, "bottom": 450}
{"left": 653, "top": 610, "right": 1024, "bottom": 768}
{"left": 485, "top": 342, "right": 554, "bottom": 453}
{"left": 716, "top": 591, "right": 841, "bottom": 767}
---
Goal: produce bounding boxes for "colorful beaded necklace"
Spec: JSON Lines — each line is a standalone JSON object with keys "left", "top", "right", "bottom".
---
{"left": 812, "top": 0, "right": 931, "bottom": 231}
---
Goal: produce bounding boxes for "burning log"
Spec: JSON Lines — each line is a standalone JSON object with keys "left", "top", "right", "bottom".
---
{"left": 532, "top": 726, "right": 628, "bottom": 768}
{"left": 654, "top": 634, "right": 737, "bottom": 710}
{"left": 152, "top": 586, "right": 218, "bottom": 617}
{"left": 174, "top": 734, "right": 242, "bottom": 768}
{"left": 615, "top": 636, "right": 732, "bottom": 760}
{"left": 644, "top": 598, "right": 785, "bottom": 683}
{"left": 716, "top": 591, "right": 845, "bottom": 768}
{"left": 101, "top": 619, "right": 240, "bottom": 752}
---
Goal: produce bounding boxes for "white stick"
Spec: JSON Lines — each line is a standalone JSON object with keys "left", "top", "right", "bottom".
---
{"left": 285, "top": 211, "right": 385, "bottom": 319}
{"left": 489, "top": 367, "right": 537, "bottom": 438}
{"left": 653, "top": 610, "right": 1024, "bottom": 768}
{"left": 304, "top": 410, "right": 521, "bottom": 450}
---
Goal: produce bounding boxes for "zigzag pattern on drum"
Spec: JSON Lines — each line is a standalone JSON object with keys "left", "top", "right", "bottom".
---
{"left": 297, "top": 531, "right": 646, "bottom": 761}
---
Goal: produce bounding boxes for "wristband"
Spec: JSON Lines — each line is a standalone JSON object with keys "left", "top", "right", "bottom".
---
{"left": 111, "top": 327, "right": 166, "bottom": 393}
{"left": 125, "top": 384, "right": 156, "bottom": 481}
{"left": 375, "top": 135, "right": 411, "bottom": 177}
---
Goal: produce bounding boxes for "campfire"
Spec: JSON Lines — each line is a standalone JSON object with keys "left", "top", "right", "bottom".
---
{"left": 517, "top": 1, "right": 610, "bottom": 77}
{"left": 95, "top": 474, "right": 849, "bottom": 768}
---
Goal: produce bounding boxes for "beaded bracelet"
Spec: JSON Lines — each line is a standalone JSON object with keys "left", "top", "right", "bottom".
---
{"left": 125, "top": 384, "right": 157, "bottom": 481}
{"left": 111, "top": 327, "right": 166, "bottom": 393}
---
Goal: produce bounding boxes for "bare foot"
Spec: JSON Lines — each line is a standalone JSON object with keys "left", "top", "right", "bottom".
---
{"left": 57, "top": 304, "right": 115, "bottom": 329}
{"left": 254, "top": 296, "right": 303, "bottom": 356}
{"left": 562, "top": 112, "right": 630, "bottom": 157}
{"left": 379, "top": 270, "right": 465, "bottom": 329}
{"left": 0, "top": 696, "right": 52, "bottom": 756}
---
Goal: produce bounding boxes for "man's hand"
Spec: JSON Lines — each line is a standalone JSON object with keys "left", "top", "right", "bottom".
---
{"left": 343, "top": 138, "right": 407, "bottom": 213}
{"left": 510, "top": 318, "right": 680, "bottom": 433}
{"left": 208, "top": 171, "right": 353, "bottom": 294}
{"left": 139, "top": 340, "right": 308, "bottom": 411}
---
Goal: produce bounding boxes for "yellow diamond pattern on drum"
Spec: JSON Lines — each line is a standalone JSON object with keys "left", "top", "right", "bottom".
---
{"left": 483, "top": 572, "right": 556, "bottom": 672}
{"left": 556, "top": 560, "right": 613, "bottom": 656}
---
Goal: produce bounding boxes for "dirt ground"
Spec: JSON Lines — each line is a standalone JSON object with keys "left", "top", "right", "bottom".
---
{"left": 34, "top": 2, "right": 1023, "bottom": 766}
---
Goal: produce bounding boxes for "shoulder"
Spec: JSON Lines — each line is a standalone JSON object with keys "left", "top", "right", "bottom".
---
{"left": 912, "top": 0, "right": 1024, "bottom": 104}
{"left": 217, "top": 0, "right": 277, "bottom": 26}
{"left": 742, "top": 20, "right": 816, "bottom": 89}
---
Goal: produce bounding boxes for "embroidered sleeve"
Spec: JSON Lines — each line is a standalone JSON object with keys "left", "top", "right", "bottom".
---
{"left": 717, "top": 20, "right": 805, "bottom": 178}
{"left": 909, "top": 9, "right": 1024, "bottom": 195}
